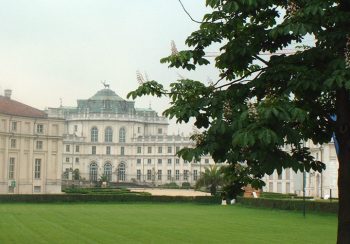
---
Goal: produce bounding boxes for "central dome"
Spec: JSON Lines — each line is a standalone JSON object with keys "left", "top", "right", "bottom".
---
{"left": 89, "top": 89, "right": 124, "bottom": 101}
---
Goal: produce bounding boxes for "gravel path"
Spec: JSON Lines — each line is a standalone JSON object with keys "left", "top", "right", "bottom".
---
{"left": 129, "top": 188, "right": 211, "bottom": 196}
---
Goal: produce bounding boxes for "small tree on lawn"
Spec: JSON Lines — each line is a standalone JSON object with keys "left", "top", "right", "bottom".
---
{"left": 195, "top": 165, "right": 223, "bottom": 195}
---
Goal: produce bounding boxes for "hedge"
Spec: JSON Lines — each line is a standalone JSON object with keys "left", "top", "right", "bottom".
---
{"left": 0, "top": 194, "right": 221, "bottom": 204}
{"left": 236, "top": 197, "right": 338, "bottom": 213}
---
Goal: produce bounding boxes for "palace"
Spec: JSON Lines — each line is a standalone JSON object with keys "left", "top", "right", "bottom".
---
{"left": 47, "top": 87, "right": 214, "bottom": 186}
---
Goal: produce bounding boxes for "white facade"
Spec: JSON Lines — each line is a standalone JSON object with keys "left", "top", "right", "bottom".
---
{"left": 262, "top": 141, "right": 339, "bottom": 198}
{"left": 48, "top": 87, "right": 214, "bottom": 186}
{"left": 0, "top": 93, "right": 64, "bottom": 194}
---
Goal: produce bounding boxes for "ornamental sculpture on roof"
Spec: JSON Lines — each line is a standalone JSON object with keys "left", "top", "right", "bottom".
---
{"left": 101, "top": 81, "right": 110, "bottom": 89}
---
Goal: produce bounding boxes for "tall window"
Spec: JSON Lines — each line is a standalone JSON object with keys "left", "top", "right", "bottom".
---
{"left": 66, "top": 145, "right": 70, "bottom": 152}
{"left": 158, "top": 128, "right": 162, "bottom": 134}
{"left": 137, "top": 146, "right": 141, "bottom": 154}
{"left": 10, "top": 139, "right": 16, "bottom": 148}
{"left": 105, "top": 127, "right": 113, "bottom": 142}
{"left": 9, "top": 157, "right": 15, "bottom": 179}
{"left": 167, "top": 147, "right": 172, "bottom": 153}
{"left": 137, "top": 169, "right": 141, "bottom": 180}
{"left": 167, "top": 159, "right": 172, "bottom": 165}
{"left": 106, "top": 146, "right": 111, "bottom": 155}
{"left": 36, "top": 141, "right": 43, "bottom": 150}
{"left": 37, "top": 124, "right": 44, "bottom": 133}
{"left": 158, "top": 159, "right": 162, "bottom": 165}
{"left": 147, "top": 147, "right": 152, "bottom": 153}
{"left": 89, "top": 162, "right": 98, "bottom": 181}
{"left": 167, "top": 170, "right": 172, "bottom": 180}
{"left": 147, "top": 170, "right": 152, "bottom": 180}
{"left": 91, "top": 127, "right": 98, "bottom": 142}
{"left": 176, "top": 146, "right": 180, "bottom": 153}
{"left": 193, "top": 170, "right": 198, "bottom": 181}
{"left": 74, "top": 125, "right": 78, "bottom": 132}
{"left": 137, "top": 159, "right": 141, "bottom": 165}
{"left": 75, "top": 145, "right": 80, "bottom": 152}
{"left": 120, "top": 146, "right": 125, "bottom": 156}
{"left": 92, "top": 146, "right": 96, "bottom": 155}
{"left": 147, "top": 159, "right": 151, "bottom": 164}
{"left": 158, "top": 147, "right": 162, "bottom": 153}
{"left": 119, "top": 128, "right": 126, "bottom": 143}
{"left": 175, "top": 170, "right": 180, "bottom": 180}
{"left": 118, "top": 163, "right": 126, "bottom": 181}
{"left": 183, "top": 170, "right": 189, "bottom": 181}
{"left": 104, "top": 163, "right": 112, "bottom": 182}
{"left": 175, "top": 159, "right": 180, "bottom": 164}
{"left": 158, "top": 170, "right": 162, "bottom": 180}
{"left": 34, "top": 159, "right": 41, "bottom": 179}
{"left": 11, "top": 121, "right": 17, "bottom": 131}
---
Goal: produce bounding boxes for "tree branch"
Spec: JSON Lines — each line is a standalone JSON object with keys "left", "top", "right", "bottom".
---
{"left": 178, "top": 0, "right": 203, "bottom": 24}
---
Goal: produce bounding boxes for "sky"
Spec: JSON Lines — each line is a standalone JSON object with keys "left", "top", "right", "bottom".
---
{"left": 0, "top": 0, "right": 220, "bottom": 134}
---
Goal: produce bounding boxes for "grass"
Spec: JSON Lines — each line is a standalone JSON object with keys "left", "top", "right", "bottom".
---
{"left": 0, "top": 203, "right": 336, "bottom": 244}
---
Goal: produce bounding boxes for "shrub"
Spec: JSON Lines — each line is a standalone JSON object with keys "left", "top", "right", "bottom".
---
{"left": 181, "top": 182, "right": 191, "bottom": 189}
{"left": 159, "top": 182, "right": 180, "bottom": 189}
{"left": 236, "top": 197, "right": 338, "bottom": 213}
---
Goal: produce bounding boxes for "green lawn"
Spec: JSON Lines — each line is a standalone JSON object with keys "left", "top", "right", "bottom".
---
{"left": 0, "top": 203, "right": 336, "bottom": 244}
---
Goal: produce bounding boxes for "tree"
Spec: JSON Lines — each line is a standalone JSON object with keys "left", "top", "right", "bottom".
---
{"left": 128, "top": 1, "right": 350, "bottom": 242}
{"left": 220, "top": 164, "right": 251, "bottom": 200}
{"left": 195, "top": 165, "right": 223, "bottom": 195}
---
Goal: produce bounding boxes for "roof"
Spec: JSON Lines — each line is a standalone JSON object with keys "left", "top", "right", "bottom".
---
{"left": 0, "top": 96, "right": 47, "bottom": 118}
{"left": 89, "top": 89, "right": 124, "bottom": 101}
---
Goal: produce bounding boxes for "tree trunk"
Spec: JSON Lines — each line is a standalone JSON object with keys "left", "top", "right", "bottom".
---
{"left": 335, "top": 89, "right": 350, "bottom": 244}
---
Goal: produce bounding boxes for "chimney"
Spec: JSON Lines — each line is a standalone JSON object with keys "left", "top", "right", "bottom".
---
{"left": 4, "top": 89, "right": 12, "bottom": 99}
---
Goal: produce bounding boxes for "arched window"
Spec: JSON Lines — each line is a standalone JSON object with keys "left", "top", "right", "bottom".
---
{"left": 89, "top": 162, "right": 98, "bottom": 182}
{"left": 119, "top": 128, "right": 126, "bottom": 143}
{"left": 104, "top": 163, "right": 112, "bottom": 182}
{"left": 105, "top": 127, "right": 113, "bottom": 142}
{"left": 118, "top": 162, "right": 126, "bottom": 181}
{"left": 91, "top": 127, "right": 98, "bottom": 142}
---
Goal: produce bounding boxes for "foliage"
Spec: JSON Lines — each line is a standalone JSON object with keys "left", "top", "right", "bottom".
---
{"left": 195, "top": 165, "right": 223, "bottom": 195}
{"left": 237, "top": 197, "right": 338, "bottom": 214}
{"left": 181, "top": 182, "right": 191, "bottom": 189}
{"left": 158, "top": 182, "right": 180, "bottom": 189}
{"left": 128, "top": 1, "right": 350, "bottom": 241}
{"left": 72, "top": 169, "right": 80, "bottom": 181}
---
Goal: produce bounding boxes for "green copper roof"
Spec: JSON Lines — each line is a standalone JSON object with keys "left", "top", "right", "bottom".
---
{"left": 89, "top": 89, "right": 124, "bottom": 101}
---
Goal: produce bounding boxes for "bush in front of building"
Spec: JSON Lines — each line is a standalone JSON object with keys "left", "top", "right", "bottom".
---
{"left": 158, "top": 182, "right": 180, "bottom": 189}
{"left": 259, "top": 192, "right": 297, "bottom": 199}
{"left": 181, "top": 182, "right": 191, "bottom": 189}
{"left": 236, "top": 196, "right": 338, "bottom": 213}
{"left": 0, "top": 194, "right": 220, "bottom": 204}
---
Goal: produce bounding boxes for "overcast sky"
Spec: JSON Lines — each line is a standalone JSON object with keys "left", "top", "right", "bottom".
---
{"left": 0, "top": 0, "right": 220, "bottom": 134}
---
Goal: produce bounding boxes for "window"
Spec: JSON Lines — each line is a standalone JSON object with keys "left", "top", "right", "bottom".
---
{"left": 75, "top": 145, "right": 80, "bottom": 153}
{"left": 205, "top": 159, "right": 209, "bottom": 164}
{"left": 10, "top": 139, "right": 16, "bottom": 148}
{"left": 105, "top": 127, "right": 113, "bottom": 142}
{"left": 158, "top": 159, "right": 162, "bottom": 165}
{"left": 147, "top": 170, "right": 152, "bottom": 180}
{"left": 92, "top": 146, "right": 96, "bottom": 155}
{"left": 158, "top": 128, "right": 162, "bottom": 134}
{"left": 158, "top": 170, "right": 162, "bottom": 180}
{"left": 193, "top": 170, "right": 198, "bottom": 181}
{"left": 286, "top": 182, "right": 290, "bottom": 193}
{"left": 74, "top": 125, "right": 78, "bottom": 132}
{"left": 65, "top": 157, "right": 70, "bottom": 163}
{"left": 269, "top": 182, "right": 273, "bottom": 191}
{"left": 75, "top": 157, "right": 79, "bottom": 163}
{"left": 137, "top": 127, "right": 141, "bottom": 133}
{"left": 66, "top": 145, "right": 70, "bottom": 152}
{"left": 167, "top": 170, "right": 172, "bottom": 180}
{"left": 104, "top": 163, "right": 112, "bottom": 182}
{"left": 137, "top": 146, "right": 141, "bottom": 154}
{"left": 91, "top": 127, "right": 98, "bottom": 142}
{"left": 36, "top": 141, "right": 43, "bottom": 150}
{"left": 175, "top": 159, "right": 180, "bottom": 165}
{"left": 184, "top": 160, "right": 188, "bottom": 164}
{"left": 147, "top": 159, "right": 152, "bottom": 165}
{"left": 106, "top": 146, "right": 111, "bottom": 155}
{"left": 37, "top": 124, "right": 44, "bottom": 133}
{"left": 34, "top": 159, "right": 41, "bottom": 179}
{"left": 9, "top": 157, "right": 15, "bottom": 179}
{"left": 119, "top": 128, "right": 126, "bottom": 143}
{"left": 89, "top": 163, "right": 98, "bottom": 181}
{"left": 277, "top": 182, "right": 282, "bottom": 193}
{"left": 137, "top": 159, "right": 141, "bottom": 165}
{"left": 11, "top": 121, "right": 17, "bottom": 131}
{"left": 278, "top": 174, "right": 282, "bottom": 180}
{"left": 183, "top": 170, "right": 189, "bottom": 181}
{"left": 104, "top": 100, "right": 111, "bottom": 109}
{"left": 137, "top": 169, "right": 141, "bottom": 180}
{"left": 147, "top": 147, "right": 152, "bottom": 153}
{"left": 120, "top": 146, "right": 125, "bottom": 156}
{"left": 175, "top": 146, "right": 180, "bottom": 153}
{"left": 34, "top": 186, "right": 41, "bottom": 193}
{"left": 167, "top": 147, "right": 172, "bottom": 153}
{"left": 118, "top": 163, "right": 126, "bottom": 181}
{"left": 158, "top": 147, "right": 162, "bottom": 153}
{"left": 175, "top": 170, "right": 180, "bottom": 180}
{"left": 167, "top": 159, "right": 172, "bottom": 165}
